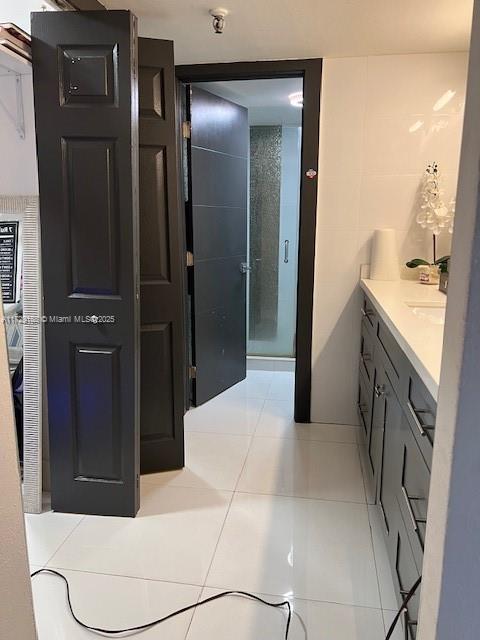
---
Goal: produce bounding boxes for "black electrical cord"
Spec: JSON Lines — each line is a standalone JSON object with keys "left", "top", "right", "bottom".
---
{"left": 30, "top": 568, "right": 292, "bottom": 638}
{"left": 384, "top": 575, "right": 422, "bottom": 640}
{"left": 31, "top": 568, "right": 421, "bottom": 639}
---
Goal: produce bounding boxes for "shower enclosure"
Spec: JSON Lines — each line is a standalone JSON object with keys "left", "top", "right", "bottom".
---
{"left": 247, "top": 125, "right": 301, "bottom": 357}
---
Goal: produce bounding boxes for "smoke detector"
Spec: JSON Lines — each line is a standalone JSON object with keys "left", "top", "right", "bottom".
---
{"left": 209, "top": 8, "right": 229, "bottom": 34}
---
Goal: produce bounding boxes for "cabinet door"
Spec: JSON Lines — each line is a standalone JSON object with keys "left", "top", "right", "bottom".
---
{"left": 379, "top": 376, "right": 403, "bottom": 544}
{"left": 369, "top": 366, "right": 386, "bottom": 496}
{"left": 358, "top": 367, "right": 373, "bottom": 442}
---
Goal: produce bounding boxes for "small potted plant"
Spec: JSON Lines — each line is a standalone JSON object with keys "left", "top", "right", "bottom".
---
{"left": 406, "top": 255, "right": 450, "bottom": 286}
{"left": 406, "top": 162, "right": 454, "bottom": 290}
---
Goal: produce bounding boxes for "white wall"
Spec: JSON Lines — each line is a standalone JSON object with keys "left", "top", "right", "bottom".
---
{"left": 311, "top": 52, "right": 468, "bottom": 425}
{"left": 0, "top": 0, "right": 58, "bottom": 196}
{"left": 0, "top": 74, "right": 38, "bottom": 195}
{"left": 419, "top": 3, "right": 480, "bottom": 634}
{"left": 0, "top": 0, "right": 57, "bottom": 33}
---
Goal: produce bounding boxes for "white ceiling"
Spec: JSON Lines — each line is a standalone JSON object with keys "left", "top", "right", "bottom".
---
{"left": 196, "top": 78, "right": 303, "bottom": 125}
{"left": 198, "top": 79, "right": 303, "bottom": 108}
{"left": 103, "top": 0, "right": 473, "bottom": 64}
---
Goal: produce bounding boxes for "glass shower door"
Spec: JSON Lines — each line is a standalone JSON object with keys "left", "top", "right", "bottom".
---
{"left": 248, "top": 125, "right": 301, "bottom": 357}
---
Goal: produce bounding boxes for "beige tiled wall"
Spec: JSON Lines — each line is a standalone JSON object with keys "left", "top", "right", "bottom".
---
{"left": 311, "top": 52, "right": 468, "bottom": 425}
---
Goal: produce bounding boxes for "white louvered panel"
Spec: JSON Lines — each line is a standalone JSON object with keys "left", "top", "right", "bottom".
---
{"left": 22, "top": 197, "right": 43, "bottom": 514}
{"left": 0, "top": 195, "right": 43, "bottom": 514}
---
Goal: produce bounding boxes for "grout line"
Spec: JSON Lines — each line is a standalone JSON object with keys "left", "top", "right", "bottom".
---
{"left": 252, "top": 433, "right": 360, "bottom": 446}
{"left": 183, "top": 589, "right": 203, "bottom": 640}
{"left": 36, "top": 564, "right": 204, "bottom": 590}
{"left": 201, "top": 581, "right": 387, "bottom": 613}
{"left": 38, "top": 514, "right": 86, "bottom": 568}
{"left": 185, "top": 431, "right": 360, "bottom": 446}
{"left": 183, "top": 398, "right": 265, "bottom": 640}
{"left": 381, "top": 610, "right": 390, "bottom": 636}
{"left": 233, "top": 489, "right": 368, "bottom": 506}
{"left": 200, "top": 491, "right": 235, "bottom": 590}
{"left": 234, "top": 399, "right": 267, "bottom": 485}
{"left": 198, "top": 395, "right": 269, "bottom": 609}
{"left": 356, "top": 443, "right": 369, "bottom": 507}
{"left": 251, "top": 397, "right": 269, "bottom": 438}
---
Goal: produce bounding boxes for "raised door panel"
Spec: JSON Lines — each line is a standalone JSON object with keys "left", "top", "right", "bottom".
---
{"left": 58, "top": 44, "right": 119, "bottom": 106}
{"left": 73, "top": 345, "right": 121, "bottom": 481}
{"left": 139, "top": 66, "right": 164, "bottom": 118}
{"left": 140, "top": 324, "right": 175, "bottom": 441}
{"left": 139, "top": 146, "right": 170, "bottom": 282}
{"left": 63, "top": 137, "right": 119, "bottom": 296}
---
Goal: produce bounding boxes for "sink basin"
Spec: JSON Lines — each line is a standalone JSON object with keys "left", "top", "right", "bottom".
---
{"left": 404, "top": 301, "right": 446, "bottom": 325}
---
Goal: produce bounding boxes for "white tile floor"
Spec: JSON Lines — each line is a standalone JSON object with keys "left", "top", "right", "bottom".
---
{"left": 27, "top": 368, "right": 399, "bottom": 639}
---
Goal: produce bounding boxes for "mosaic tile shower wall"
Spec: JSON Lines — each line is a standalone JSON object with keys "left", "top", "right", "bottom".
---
{"left": 248, "top": 125, "right": 282, "bottom": 341}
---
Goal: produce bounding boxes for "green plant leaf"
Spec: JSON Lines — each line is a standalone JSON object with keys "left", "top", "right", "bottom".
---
{"left": 406, "top": 258, "right": 431, "bottom": 268}
{"left": 434, "top": 255, "right": 450, "bottom": 265}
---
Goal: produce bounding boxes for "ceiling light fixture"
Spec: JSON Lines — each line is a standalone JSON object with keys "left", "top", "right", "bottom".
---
{"left": 209, "top": 8, "right": 229, "bottom": 34}
{"left": 289, "top": 91, "right": 303, "bottom": 108}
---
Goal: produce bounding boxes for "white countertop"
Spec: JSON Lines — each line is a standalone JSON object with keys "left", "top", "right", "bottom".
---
{"left": 360, "top": 278, "right": 446, "bottom": 401}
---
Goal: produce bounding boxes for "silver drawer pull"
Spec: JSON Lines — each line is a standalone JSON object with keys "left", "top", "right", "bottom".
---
{"left": 361, "top": 307, "right": 374, "bottom": 318}
{"left": 402, "top": 486, "right": 419, "bottom": 532}
{"left": 407, "top": 401, "right": 435, "bottom": 439}
{"left": 374, "top": 383, "right": 385, "bottom": 398}
{"left": 284, "top": 239, "right": 289, "bottom": 263}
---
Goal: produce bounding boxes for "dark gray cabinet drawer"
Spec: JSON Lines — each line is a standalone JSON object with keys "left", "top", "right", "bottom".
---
{"left": 405, "top": 370, "right": 436, "bottom": 468}
{"left": 369, "top": 364, "right": 392, "bottom": 498}
{"left": 360, "top": 318, "right": 375, "bottom": 384}
{"left": 379, "top": 375, "right": 403, "bottom": 536}
{"left": 398, "top": 415, "right": 429, "bottom": 569}
{"left": 362, "top": 294, "right": 378, "bottom": 330}
{"left": 358, "top": 367, "right": 373, "bottom": 442}
{"left": 377, "top": 318, "right": 406, "bottom": 388}
{"left": 393, "top": 504, "right": 421, "bottom": 639}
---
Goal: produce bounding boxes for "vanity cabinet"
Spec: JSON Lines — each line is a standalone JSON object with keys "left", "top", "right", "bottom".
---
{"left": 358, "top": 291, "right": 436, "bottom": 639}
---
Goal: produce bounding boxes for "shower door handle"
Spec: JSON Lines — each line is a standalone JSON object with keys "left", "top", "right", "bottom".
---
{"left": 284, "top": 240, "right": 289, "bottom": 263}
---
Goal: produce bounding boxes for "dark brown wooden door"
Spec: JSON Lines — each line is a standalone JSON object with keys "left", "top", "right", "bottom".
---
{"left": 138, "top": 38, "right": 185, "bottom": 473}
{"left": 188, "top": 87, "right": 248, "bottom": 405}
{"left": 32, "top": 11, "right": 140, "bottom": 517}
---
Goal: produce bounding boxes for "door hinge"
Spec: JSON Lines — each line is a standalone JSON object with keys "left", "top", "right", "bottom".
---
{"left": 186, "top": 251, "right": 194, "bottom": 267}
{"left": 182, "top": 121, "right": 192, "bottom": 139}
{"left": 189, "top": 365, "right": 197, "bottom": 379}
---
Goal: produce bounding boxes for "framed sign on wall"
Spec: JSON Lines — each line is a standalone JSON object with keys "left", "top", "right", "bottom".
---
{"left": 0, "top": 220, "right": 21, "bottom": 304}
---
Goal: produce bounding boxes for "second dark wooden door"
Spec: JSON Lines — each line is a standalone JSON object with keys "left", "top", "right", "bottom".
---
{"left": 188, "top": 87, "right": 248, "bottom": 405}
{"left": 139, "top": 38, "right": 185, "bottom": 473}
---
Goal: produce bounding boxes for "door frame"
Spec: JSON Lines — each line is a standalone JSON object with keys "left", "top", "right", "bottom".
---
{"left": 176, "top": 59, "right": 322, "bottom": 423}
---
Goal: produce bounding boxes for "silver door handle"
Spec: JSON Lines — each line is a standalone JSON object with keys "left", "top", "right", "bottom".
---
{"left": 284, "top": 240, "right": 289, "bottom": 263}
{"left": 240, "top": 262, "right": 251, "bottom": 274}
